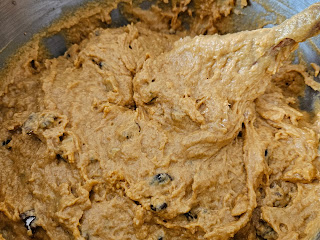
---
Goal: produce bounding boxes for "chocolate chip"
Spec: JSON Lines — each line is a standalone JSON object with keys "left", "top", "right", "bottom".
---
{"left": 2, "top": 139, "right": 11, "bottom": 146}
{"left": 150, "top": 204, "right": 157, "bottom": 211}
{"left": 59, "top": 134, "right": 64, "bottom": 141}
{"left": 238, "top": 131, "right": 242, "bottom": 138}
{"left": 30, "top": 60, "right": 37, "bottom": 70}
{"left": 184, "top": 211, "right": 198, "bottom": 221}
{"left": 159, "top": 203, "right": 168, "bottom": 210}
{"left": 129, "top": 45, "right": 132, "bottom": 49}
{"left": 265, "top": 149, "right": 268, "bottom": 157}
{"left": 150, "top": 173, "right": 173, "bottom": 185}
{"left": 150, "top": 203, "right": 167, "bottom": 211}
{"left": 133, "top": 200, "right": 141, "bottom": 205}
{"left": 56, "top": 154, "right": 67, "bottom": 162}
{"left": 158, "top": 237, "right": 164, "bottom": 240}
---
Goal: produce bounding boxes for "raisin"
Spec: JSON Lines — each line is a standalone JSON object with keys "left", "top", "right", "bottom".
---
{"left": 158, "top": 237, "right": 164, "bottom": 240}
{"left": 133, "top": 200, "right": 141, "bottom": 205}
{"left": 238, "top": 131, "right": 242, "bottom": 138}
{"left": 184, "top": 211, "right": 198, "bottom": 221}
{"left": 265, "top": 149, "right": 268, "bottom": 157}
{"left": 150, "top": 173, "right": 173, "bottom": 185}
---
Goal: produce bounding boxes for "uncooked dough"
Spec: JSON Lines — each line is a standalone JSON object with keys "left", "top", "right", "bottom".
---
{"left": 1, "top": 2, "right": 320, "bottom": 240}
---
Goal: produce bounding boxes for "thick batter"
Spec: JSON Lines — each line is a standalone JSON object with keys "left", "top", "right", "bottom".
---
{"left": 1, "top": 1, "right": 320, "bottom": 240}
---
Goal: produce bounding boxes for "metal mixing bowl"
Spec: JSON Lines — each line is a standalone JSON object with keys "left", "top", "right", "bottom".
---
{"left": 0, "top": 0, "right": 320, "bottom": 109}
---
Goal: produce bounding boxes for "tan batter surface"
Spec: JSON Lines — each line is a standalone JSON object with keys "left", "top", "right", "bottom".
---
{"left": 1, "top": 1, "right": 320, "bottom": 240}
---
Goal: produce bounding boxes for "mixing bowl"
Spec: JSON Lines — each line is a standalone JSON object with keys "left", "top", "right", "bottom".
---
{"left": 0, "top": 1, "right": 320, "bottom": 239}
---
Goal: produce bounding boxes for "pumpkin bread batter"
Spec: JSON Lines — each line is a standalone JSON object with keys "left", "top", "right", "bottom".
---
{"left": 1, "top": 2, "right": 320, "bottom": 240}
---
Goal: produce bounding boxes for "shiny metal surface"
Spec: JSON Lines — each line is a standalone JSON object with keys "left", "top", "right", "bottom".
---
{"left": 0, "top": 0, "right": 92, "bottom": 68}
{"left": 0, "top": 0, "right": 320, "bottom": 109}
